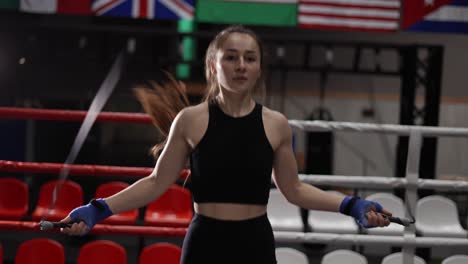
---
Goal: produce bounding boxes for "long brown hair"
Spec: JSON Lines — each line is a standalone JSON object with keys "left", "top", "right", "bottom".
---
{"left": 204, "top": 25, "right": 266, "bottom": 102}
{"left": 134, "top": 71, "right": 189, "bottom": 158}
{"left": 135, "top": 25, "right": 266, "bottom": 159}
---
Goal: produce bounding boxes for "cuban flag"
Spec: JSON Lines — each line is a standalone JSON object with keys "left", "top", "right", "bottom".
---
{"left": 92, "top": 0, "right": 195, "bottom": 20}
{"left": 402, "top": 0, "right": 468, "bottom": 33}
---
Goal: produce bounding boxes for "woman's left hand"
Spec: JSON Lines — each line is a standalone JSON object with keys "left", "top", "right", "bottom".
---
{"left": 363, "top": 204, "right": 392, "bottom": 228}
{"left": 340, "top": 196, "right": 391, "bottom": 228}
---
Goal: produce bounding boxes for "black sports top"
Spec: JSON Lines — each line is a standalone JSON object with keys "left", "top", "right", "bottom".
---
{"left": 190, "top": 101, "right": 274, "bottom": 205}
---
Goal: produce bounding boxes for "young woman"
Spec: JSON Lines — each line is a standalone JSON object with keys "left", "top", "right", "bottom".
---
{"left": 61, "top": 25, "right": 391, "bottom": 263}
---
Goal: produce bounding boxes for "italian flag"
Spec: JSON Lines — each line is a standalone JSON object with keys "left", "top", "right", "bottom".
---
{"left": 196, "top": 0, "right": 298, "bottom": 26}
{"left": 20, "top": 0, "right": 91, "bottom": 15}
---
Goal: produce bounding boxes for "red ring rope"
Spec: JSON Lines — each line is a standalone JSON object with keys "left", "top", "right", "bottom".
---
{"left": 0, "top": 220, "right": 187, "bottom": 237}
{"left": 0, "top": 107, "right": 152, "bottom": 124}
{"left": 0, "top": 108, "right": 189, "bottom": 179}
{"left": 0, "top": 107, "right": 190, "bottom": 237}
{"left": 0, "top": 160, "right": 190, "bottom": 180}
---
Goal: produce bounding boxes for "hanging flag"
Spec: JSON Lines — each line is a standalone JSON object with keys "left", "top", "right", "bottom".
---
{"left": 0, "top": 0, "right": 19, "bottom": 9}
{"left": 20, "top": 0, "right": 56, "bottom": 13}
{"left": 403, "top": 0, "right": 468, "bottom": 34}
{"left": 298, "top": 0, "right": 401, "bottom": 32}
{"left": 92, "top": 0, "right": 194, "bottom": 20}
{"left": 20, "top": 0, "right": 91, "bottom": 15}
{"left": 156, "top": 0, "right": 194, "bottom": 19}
{"left": 196, "top": 0, "right": 298, "bottom": 26}
{"left": 58, "top": 0, "right": 91, "bottom": 15}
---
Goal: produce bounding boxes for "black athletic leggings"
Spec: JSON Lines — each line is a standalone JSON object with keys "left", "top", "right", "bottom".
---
{"left": 181, "top": 213, "right": 277, "bottom": 264}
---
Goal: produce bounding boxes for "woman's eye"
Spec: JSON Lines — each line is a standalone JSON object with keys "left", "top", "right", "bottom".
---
{"left": 225, "top": 55, "right": 236, "bottom": 61}
{"left": 246, "top": 57, "right": 256, "bottom": 62}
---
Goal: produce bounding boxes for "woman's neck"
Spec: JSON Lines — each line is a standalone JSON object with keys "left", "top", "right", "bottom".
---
{"left": 215, "top": 93, "right": 255, "bottom": 118}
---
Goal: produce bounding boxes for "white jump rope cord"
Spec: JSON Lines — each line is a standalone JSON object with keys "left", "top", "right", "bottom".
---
{"left": 41, "top": 51, "right": 125, "bottom": 221}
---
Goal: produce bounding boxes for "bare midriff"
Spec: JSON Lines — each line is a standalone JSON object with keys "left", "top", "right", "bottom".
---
{"left": 194, "top": 202, "right": 267, "bottom": 220}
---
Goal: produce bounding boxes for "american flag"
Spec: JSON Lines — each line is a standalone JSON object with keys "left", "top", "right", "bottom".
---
{"left": 92, "top": 0, "right": 194, "bottom": 20}
{"left": 298, "top": 0, "right": 401, "bottom": 32}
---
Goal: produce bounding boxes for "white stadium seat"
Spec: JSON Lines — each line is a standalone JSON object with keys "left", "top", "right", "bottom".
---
{"left": 308, "top": 190, "right": 359, "bottom": 234}
{"left": 268, "top": 189, "right": 303, "bottom": 231}
{"left": 381, "top": 252, "right": 426, "bottom": 264}
{"left": 276, "top": 247, "right": 309, "bottom": 264}
{"left": 441, "top": 255, "right": 468, "bottom": 264}
{"left": 321, "top": 249, "right": 367, "bottom": 264}
{"left": 415, "top": 195, "right": 467, "bottom": 238}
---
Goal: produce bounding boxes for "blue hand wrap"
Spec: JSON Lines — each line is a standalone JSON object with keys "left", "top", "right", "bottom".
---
{"left": 339, "top": 196, "right": 383, "bottom": 228}
{"left": 69, "top": 198, "right": 113, "bottom": 235}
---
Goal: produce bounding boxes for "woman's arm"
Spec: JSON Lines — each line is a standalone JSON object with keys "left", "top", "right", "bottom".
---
{"left": 61, "top": 108, "right": 191, "bottom": 235}
{"left": 105, "top": 109, "right": 191, "bottom": 214}
{"left": 271, "top": 114, "right": 390, "bottom": 227}
{"left": 271, "top": 114, "right": 342, "bottom": 212}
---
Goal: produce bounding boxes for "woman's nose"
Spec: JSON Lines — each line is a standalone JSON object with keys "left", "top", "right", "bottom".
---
{"left": 236, "top": 58, "right": 246, "bottom": 70}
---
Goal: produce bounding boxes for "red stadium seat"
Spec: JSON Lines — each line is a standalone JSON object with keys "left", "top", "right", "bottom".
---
{"left": 95, "top": 182, "right": 138, "bottom": 225}
{"left": 139, "top": 243, "right": 181, "bottom": 264}
{"left": 0, "top": 178, "right": 28, "bottom": 220}
{"left": 15, "top": 238, "right": 64, "bottom": 264}
{"left": 144, "top": 185, "right": 192, "bottom": 227}
{"left": 32, "top": 180, "right": 83, "bottom": 222}
{"left": 77, "top": 240, "right": 127, "bottom": 264}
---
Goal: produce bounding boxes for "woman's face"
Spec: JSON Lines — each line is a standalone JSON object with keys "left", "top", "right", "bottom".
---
{"left": 213, "top": 33, "right": 261, "bottom": 96}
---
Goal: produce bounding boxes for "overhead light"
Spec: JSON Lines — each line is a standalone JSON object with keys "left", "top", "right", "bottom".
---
{"left": 79, "top": 36, "right": 87, "bottom": 49}
{"left": 127, "top": 38, "right": 136, "bottom": 54}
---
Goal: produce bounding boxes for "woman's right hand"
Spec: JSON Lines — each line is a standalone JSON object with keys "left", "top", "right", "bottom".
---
{"left": 60, "top": 216, "right": 89, "bottom": 236}
{"left": 60, "top": 198, "right": 113, "bottom": 236}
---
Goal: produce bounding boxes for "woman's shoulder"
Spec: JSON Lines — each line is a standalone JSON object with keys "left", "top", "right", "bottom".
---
{"left": 261, "top": 105, "right": 292, "bottom": 147}
{"left": 175, "top": 101, "right": 209, "bottom": 126}
{"left": 179, "top": 101, "right": 208, "bottom": 117}
{"left": 174, "top": 102, "right": 209, "bottom": 143}
{"left": 261, "top": 105, "right": 289, "bottom": 129}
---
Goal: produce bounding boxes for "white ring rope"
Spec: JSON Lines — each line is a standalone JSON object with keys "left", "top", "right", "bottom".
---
{"left": 287, "top": 120, "right": 468, "bottom": 191}
{"left": 298, "top": 174, "right": 468, "bottom": 191}
{"left": 288, "top": 120, "right": 468, "bottom": 137}
{"left": 274, "top": 232, "right": 468, "bottom": 247}
{"left": 284, "top": 119, "right": 468, "bottom": 262}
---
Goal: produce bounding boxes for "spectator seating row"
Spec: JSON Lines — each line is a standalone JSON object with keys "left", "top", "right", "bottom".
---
{"left": 267, "top": 189, "right": 468, "bottom": 238}
{"left": 275, "top": 247, "right": 468, "bottom": 264}
{"left": 0, "top": 178, "right": 192, "bottom": 227}
{"left": 3, "top": 241, "right": 468, "bottom": 264}
{"left": 2, "top": 178, "right": 467, "bottom": 237}
{"left": 11, "top": 239, "right": 181, "bottom": 264}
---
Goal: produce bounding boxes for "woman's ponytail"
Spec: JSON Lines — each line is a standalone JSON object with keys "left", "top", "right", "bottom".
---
{"left": 134, "top": 71, "right": 189, "bottom": 159}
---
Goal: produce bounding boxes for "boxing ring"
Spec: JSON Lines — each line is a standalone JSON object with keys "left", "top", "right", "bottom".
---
{"left": 1, "top": 106, "right": 468, "bottom": 264}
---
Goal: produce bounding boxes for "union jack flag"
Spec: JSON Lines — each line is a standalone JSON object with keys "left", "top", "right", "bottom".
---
{"left": 92, "top": 0, "right": 195, "bottom": 20}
